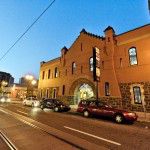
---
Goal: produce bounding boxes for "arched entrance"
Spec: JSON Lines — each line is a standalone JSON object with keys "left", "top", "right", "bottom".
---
{"left": 69, "top": 78, "right": 96, "bottom": 105}
{"left": 74, "top": 83, "right": 94, "bottom": 105}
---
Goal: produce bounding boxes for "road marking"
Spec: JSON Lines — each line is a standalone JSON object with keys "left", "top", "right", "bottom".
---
{"left": 64, "top": 126, "right": 121, "bottom": 146}
{"left": 17, "top": 110, "right": 28, "bottom": 115}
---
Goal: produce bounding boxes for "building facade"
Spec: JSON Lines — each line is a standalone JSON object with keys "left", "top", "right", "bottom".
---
{"left": 38, "top": 24, "right": 150, "bottom": 112}
{"left": 0, "top": 71, "right": 14, "bottom": 85}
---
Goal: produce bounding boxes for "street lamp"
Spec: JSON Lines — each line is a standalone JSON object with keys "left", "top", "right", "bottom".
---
{"left": 25, "top": 75, "right": 37, "bottom": 97}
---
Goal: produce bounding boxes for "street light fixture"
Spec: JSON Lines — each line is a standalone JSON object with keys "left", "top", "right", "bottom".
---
{"left": 25, "top": 75, "right": 37, "bottom": 97}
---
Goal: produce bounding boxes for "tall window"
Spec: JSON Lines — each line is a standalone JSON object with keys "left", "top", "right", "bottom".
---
{"left": 89, "top": 57, "right": 93, "bottom": 71}
{"left": 129, "top": 47, "right": 138, "bottom": 65}
{"left": 46, "top": 89, "right": 49, "bottom": 98}
{"left": 53, "top": 89, "right": 57, "bottom": 99}
{"left": 105, "top": 82, "right": 110, "bottom": 96}
{"left": 72, "top": 62, "right": 76, "bottom": 74}
{"left": 62, "top": 85, "right": 65, "bottom": 95}
{"left": 54, "top": 67, "right": 58, "bottom": 78}
{"left": 120, "top": 58, "right": 122, "bottom": 68}
{"left": 48, "top": 69, "right": 51, "bottom": 79}
{"left": 42, "top": 71, "right": 45, "bottom": 80}
{"left": 133, "top": 86, "right": 142, "bottom": 104}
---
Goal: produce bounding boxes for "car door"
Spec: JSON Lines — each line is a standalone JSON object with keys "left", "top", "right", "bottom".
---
{"left": 88, "top": 101, "right": 99, "bottom": 115}
{"left": 97, "top": 102, "right": 113, "bottom": 117}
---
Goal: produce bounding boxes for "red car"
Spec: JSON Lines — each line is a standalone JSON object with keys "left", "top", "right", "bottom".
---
{"left": 77, "top": 100, "right": 138, "bottom": 123}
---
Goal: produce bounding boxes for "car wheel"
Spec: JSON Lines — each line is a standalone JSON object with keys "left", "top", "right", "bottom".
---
{"left": 83, "top": 110, "right": 90, "bottom": 117}
{"left": 115, "top": 114, "right": 124, "bottom": 123}
{"left": 54, "top": 107, "right": 59, "bottom": 112}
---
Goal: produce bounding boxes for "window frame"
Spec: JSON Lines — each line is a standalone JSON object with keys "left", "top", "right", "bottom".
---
{"left": 128, "top": 47, "right": 138, "bottom": 66}
{"left": 72, "top": 62, "right": 76, "bottom": 74}
{"left": 105, "top": 82, "right": 110, "bottom": 96}
{"left": 133, "top": 86, "right": 142, "bottom": 104}
{"left": 54, "top": 67, "right": 58, "bottom": 78}
{"left": 48, "top": 69, "right": 51, "bottom": 79}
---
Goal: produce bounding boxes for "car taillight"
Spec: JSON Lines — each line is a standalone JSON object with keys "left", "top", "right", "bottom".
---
{"left": 124, "top": 112, "right": 135, "bottom": 116}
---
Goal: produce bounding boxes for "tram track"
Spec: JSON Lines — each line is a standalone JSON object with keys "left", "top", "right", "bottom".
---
{"left": 0, "top": 107, "right": 106, "bottom": 150}
{"left": 0, "top": 131, "right": 18, "bottom": 150}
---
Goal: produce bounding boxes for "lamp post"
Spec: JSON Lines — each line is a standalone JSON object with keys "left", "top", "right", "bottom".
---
{"left": 25, "top": 75, "right": 37, "bottom": 97}
{"left": 0, "top": 80, "right": 8, "bottom": 96}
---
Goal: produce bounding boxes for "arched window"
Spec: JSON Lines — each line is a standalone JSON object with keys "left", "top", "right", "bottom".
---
{"left": 72, "top": 62, "right": 76, "bottom": 74}
{"left": 129, "top": 47, "right": 138, "bottom": 65}
{"left": 54, "top": 67, "right": 58, "bottom": 78}
{"left": 89, "top": 57, "right": 93, "bottom": 71}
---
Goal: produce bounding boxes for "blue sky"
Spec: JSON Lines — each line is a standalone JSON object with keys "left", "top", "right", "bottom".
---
{"left": 0, "top": 0, "right": 149, "bottom": 82}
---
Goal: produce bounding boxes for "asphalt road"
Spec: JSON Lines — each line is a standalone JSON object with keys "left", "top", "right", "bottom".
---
{"left": 0, "top": 102, "right": 150, "bottom": 150}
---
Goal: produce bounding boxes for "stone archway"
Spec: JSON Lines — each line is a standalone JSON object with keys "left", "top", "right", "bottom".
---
{"left": 69, "top": 78, "right": 96, "bottom": 105}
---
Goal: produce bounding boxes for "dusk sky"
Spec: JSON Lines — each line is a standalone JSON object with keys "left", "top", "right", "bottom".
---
{"left": 0, "top": 0, "right": 149, "bottom": 83}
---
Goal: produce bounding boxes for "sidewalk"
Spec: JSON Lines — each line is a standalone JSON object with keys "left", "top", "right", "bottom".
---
{"left": 136, "top": 112, "right": 150, "bottom": 123}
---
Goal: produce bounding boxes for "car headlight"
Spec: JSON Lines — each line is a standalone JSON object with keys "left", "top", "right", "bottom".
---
{"left": 7, "top": 98, "right": 11, "bottom": 102}
{"left": 1, "top": 98, "right": 5, "bottom": 102}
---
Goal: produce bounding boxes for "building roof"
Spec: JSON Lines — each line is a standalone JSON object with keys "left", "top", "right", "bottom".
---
{"left": 117, "top": 23, "right": 150, "bottom": 36}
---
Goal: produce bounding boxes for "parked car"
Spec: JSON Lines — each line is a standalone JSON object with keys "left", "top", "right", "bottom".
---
{"left": 0, "top": 96, "right": 11, "bottom": 103}
{"left": 40, "top": 98, "right": 71, "bottom": 112}
{"left": 23, "top": 96, "right": 41, "bottom": 107}
{"left": 77, "top": 99, "right": 138, "bottom": 123}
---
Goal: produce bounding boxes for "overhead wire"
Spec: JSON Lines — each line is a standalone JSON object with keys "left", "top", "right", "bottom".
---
{"left": 0, "top": 0, "right": 56, "bottom": 62}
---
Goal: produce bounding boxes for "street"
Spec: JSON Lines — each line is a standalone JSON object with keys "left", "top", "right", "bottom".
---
{"left": 0, "top": 102, "right": 150, "bottom": 150}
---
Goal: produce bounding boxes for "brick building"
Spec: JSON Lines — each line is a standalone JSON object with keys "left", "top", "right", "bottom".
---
{"left": 38, "top": 24, "right": 150, "bottom": 112}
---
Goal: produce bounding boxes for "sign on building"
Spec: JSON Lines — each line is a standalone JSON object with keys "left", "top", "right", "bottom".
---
{"left": 93, "top": 47, "right": 100, "bottom": 81}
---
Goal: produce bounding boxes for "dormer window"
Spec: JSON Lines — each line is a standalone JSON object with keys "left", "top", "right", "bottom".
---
{"left": 129, "top": 47, "right": 138, "bottom": 65}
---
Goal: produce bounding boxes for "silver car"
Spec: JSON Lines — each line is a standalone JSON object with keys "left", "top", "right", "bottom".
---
{"left": 23, "top": 97, "right": 40, "bottom": 107}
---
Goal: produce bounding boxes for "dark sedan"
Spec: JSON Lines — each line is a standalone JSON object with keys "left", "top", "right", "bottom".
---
{"left": 40, "top": 98, "right": 71, "bottom": 112}
{"left": 77, "top": 99, "right": 138, "bottom": 123}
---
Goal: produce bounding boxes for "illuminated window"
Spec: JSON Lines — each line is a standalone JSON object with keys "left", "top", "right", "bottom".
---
{"left": 129, "top": 47, "right": 138, "bottom": 65}
{"left": 133, "top": 86, "right": 142, "bottom": 104}
{"left": 89, "top": 57, "right": 93, "bottom": 71}
{"left": 72, "top": 62, "right": 76, "bottom": 74}
{"left": 54, "top": 67, "right": 58, "bottom": 78}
